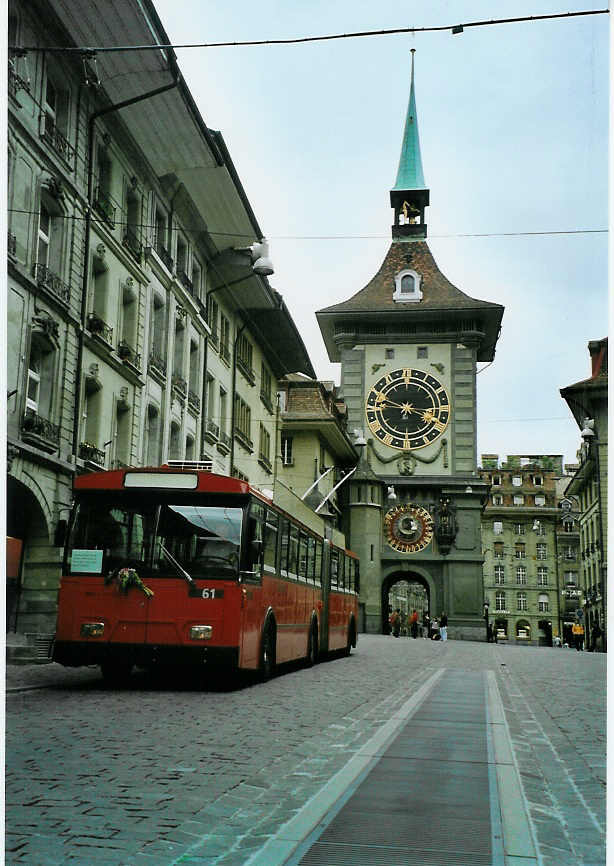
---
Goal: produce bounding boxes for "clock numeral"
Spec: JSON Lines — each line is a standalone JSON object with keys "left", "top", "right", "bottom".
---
{"left": 432, "top": 418, "right": 447, "bottom": 433}
{"left": 383, "top": 433, "right": 393, "bottom": 446}
{"left": 370, "top": 419, "right": 382, "bottom": 433}
{"left": 403, "top": 437, "right": 411, "bottom": 450}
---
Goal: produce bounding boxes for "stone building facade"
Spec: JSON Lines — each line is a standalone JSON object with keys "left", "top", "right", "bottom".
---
{"left": 480, "top": 454, "right": 568, "bottom": 646}
{"left": 7, "top": 0, "right": 347, "bottom": 653}
{"left": 561, "top": 338, "right": 608, "bottom": 650}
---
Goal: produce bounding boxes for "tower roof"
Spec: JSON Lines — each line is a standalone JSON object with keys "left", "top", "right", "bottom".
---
{"left": 392, "top": 50, "right": 426, "bottom": 192}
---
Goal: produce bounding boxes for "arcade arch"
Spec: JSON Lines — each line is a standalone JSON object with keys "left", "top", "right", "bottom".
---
{"left": 381, "top": 570, "right": 435, "bottom": 635}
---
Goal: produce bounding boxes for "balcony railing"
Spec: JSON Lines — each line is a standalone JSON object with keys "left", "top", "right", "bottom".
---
{"left": 148, "top": 351, "right": 167, "bottom": 379}
{"left": 234, "top": 426, "right": 253, "bottom": 453}
{"left": 88, "top": 312, "right": 113, "bottom": 345}
{"left": 32, "top": 263, "right": 70, "bottom": 305}
{"left": 171, "top": 373, "right": 187, "bottom": 397}
{"left": 187, "top": 390, "right": 201, "bottom": 413}
{"left": 179, "top": 270, "right": 194, "bottom": 295}
{"left": 217, "top": 431, "right": 232, "bottom": 454}
{"left": 79, "top": 442, "right": 105, "bottom": 467}
{"left": 39, "top": 113, "right": 75, "bottom": 168}
{"left": 237, "top": 356, "right": 256, "bottom": 386}
{"left": 156, "top": 243, "right": 174, "bottom": 272}
{"left": 93, "top": 187, "right": 117, "bottom": 228}
{"left": 258, "top": 453, "right": 273, "bottom": 473}
{"left": 8, "top": 65, "right": 29, "bottom": 101}
{"left": 21, "top": 409, "right": 60, "bottom": 451}
{"left": 123, "top": 227, "right": 142, "bottom": 262}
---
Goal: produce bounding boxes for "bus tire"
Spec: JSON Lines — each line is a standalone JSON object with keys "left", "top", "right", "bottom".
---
{"left": 101, "top": 660, "right": 133, "bottom": 686}
{"left": 306, "top": 622, "right": 318, "bottom": 667}
{"left": 260, "top": 625, "right": 276, "bottom": 681}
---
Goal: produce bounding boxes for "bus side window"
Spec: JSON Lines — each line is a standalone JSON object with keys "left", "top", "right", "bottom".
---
{"left": 348, "top": 558, "right": 354, "bottom": 592}
{"left": 330, "top": 550, "right": 339, "bottom": 590}
{"left": 280, "top": 519, "right": 290, "bottom": 575}
{"left": 248, "top": 502, "right": 265, "bottom": 576}
{"left": 263, "top": 509, "right": 279, "bottom": 574}
{"left": 314, "top": 540, "right": 322, "bottom": 586}
{"left": 307, "top": 536, "right": 316, "bottom": 583}
{"left": 298, "top": 531, "right": 308, "bottom": 581}
{"left": 288, "top": 524, "right": 299, "bottom": 578}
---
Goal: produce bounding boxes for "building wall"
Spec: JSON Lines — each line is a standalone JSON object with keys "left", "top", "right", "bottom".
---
{"left": 480, "top": 455, "right": 565, "bottom": 645}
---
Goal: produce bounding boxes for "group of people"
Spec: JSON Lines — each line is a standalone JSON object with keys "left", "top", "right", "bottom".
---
{"left": 389, "top": 609, "right": 448, "bottom": 641}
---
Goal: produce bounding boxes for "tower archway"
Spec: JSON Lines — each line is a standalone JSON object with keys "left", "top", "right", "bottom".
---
{"left": 381, "top": 570, "right": 433, "bottom": 635}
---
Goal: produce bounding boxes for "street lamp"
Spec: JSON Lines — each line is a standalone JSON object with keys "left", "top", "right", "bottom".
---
{"left": 483, "top": 600, "right": 490, "bottom": 643}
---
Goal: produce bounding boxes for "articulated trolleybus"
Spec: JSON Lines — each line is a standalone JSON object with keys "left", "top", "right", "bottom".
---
{"left": 53, "top": 464, "right": 359, "bottom": 683}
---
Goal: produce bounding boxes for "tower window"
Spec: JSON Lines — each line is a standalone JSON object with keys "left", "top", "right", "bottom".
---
{"left": 393, "top": 268, "right": 423, "bottom": 303}
{"left": 385, "top": 348, "right": 394, "bottom": 359}
{"left": 417, "top": 346, "right": 428, "bottom": 358}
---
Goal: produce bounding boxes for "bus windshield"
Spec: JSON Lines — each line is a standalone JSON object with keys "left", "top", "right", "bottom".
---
{"left": 68, "top": 497, "right": 244, "bottom": 580}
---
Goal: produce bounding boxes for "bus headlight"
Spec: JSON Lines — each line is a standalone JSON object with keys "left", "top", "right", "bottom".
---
{"left": 190, "top": 625, "right": 213, "bottom": 640}
{"left": 80, "top": 622, "right": 105, "bottom": 638}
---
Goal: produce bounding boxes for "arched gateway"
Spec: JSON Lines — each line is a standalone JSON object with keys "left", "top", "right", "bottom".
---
{"left": 317, "top": 51, "right": 503, "bottom": 640}
{"left": 382, "top": 571, "right": 433, "bottom": 635}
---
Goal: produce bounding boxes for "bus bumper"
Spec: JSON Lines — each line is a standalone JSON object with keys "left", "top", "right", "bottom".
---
{"left": 52, "top": 640, "right": 239, "bottom": 671}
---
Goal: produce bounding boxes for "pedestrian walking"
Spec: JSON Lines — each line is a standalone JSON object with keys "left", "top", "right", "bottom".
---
{"left": 422, "top": 612, "right": 430, "bottom": 639}
{"left": 440, "top": 612, "right": 448, "bottom": 641}
{"left": 409, "top": 609, "right": 419, "bottom": 639}
{"left": 487, "top": 623, "right": 493, "bottom": 643}
{"left": 572, "top": 622, "right": 584, "bottom": 651}
{"left": 431, "top": 617, "right": 440, "bottom": 640}
{"left": 390, "top": 608, "right": 401, "bottom": 638}
{"left": 590, "top": 622, "right": 602, "bottom": 652}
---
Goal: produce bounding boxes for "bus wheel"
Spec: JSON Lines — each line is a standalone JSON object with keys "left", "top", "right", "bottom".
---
{"left": 306, "top": 623, "right": 318, "bottom": 667}
{"left": 260, "top": 627, "right": 276, "bottom": 681}
{"left": 101, "top": 661, "right": 133, "bottom": 686}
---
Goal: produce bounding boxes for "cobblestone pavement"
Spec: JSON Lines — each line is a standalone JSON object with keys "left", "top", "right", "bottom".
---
{"left": 5, "top": 637, "right": 606, "bottom": 865}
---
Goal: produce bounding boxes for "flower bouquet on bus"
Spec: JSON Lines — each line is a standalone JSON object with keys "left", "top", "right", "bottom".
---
{"left": 105, "top": 566, "right": 154, "bottom": 598}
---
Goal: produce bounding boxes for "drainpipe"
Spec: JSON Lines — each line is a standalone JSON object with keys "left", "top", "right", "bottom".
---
{"left": 72, "top": 71, "right": 181, "bottom": 459}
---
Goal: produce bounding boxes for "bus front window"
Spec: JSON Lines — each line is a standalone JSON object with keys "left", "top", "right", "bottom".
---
{"left": 155, "top": 505, "right": 243, "bottom": 579}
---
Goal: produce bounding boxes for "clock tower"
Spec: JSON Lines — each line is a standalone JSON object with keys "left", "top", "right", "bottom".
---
{"left": 316, "top": 51, "right": 504, "bottom": 639}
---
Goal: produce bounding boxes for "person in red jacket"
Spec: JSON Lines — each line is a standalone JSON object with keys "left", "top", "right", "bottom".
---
{"left": 409, "top": 609, "right": 419, "bottom": 639}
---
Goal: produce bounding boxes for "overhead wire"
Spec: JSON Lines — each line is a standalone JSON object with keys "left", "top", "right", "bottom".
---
{"left": 10, "top": 9, "right": 609, "bottom": 53}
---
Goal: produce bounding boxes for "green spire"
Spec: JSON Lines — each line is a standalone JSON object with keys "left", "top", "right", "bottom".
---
{"left": 392, "top": 49, "right": 426, "bottom": 191}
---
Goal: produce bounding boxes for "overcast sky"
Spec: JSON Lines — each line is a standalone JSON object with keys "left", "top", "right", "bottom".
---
{"left": 153, "top": 0, "right": 609, "bottom": 469}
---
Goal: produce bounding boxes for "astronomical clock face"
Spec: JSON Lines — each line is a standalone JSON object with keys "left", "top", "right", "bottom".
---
{"left": 365, "top": 368, "right": 450, "bottom": 450}
{"left": 384, "top": 504, "right": 434, "bottom": 554}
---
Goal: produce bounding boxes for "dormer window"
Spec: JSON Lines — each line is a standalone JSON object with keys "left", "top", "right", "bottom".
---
{"left": 393, "top": 268, "right": 423, "bottom": 303}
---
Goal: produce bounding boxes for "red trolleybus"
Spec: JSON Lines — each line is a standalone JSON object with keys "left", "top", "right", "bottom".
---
{"left": 53, "top": 464, "right": 359, "bottom": 683}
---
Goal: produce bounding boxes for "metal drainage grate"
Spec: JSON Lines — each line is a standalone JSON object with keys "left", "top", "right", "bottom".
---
{"left": 34, "top": 634, "right": 55, "bottom": 660}
{"left": 294, "top": 671, "right": 493, "bottom": 866}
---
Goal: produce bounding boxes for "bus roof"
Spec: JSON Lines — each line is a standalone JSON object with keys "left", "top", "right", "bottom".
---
{"left": 74, "top": 467, "right": 253, "bottom": 496}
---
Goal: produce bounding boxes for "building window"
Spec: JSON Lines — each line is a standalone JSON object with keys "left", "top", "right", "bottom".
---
{"left": 492, "top": 475, "right": 501, "bottom": 486}
{"left": 493, "top": 521, "right": 503, "bottom": 535}
{"left": 492, "top": 495, "right": 503, "bottom": 505}
{"left": 538, "top": 594, "right": 549, "bottom": 612}
{"left": 260, "top": 363, "right": 273, "bottom": 412}
{"left": 494, "top": 566, "right": 505, "bottom": 585}
{"left": 258, "top": 424, "right": 272, "bottom": 471}
{"left": 192, "top": 258, "right": 202, "bottom": 299}
{"left": 207, "top": 295, "right": 219, "bottom": 346}
{"left": 516, "top": 566, "right": 527, "bottom": 584}
{"left": 236, "top": 334, "right": 254, "bottom": 383}
{"left": 513, "top": 494, "right": 525, "bottom": 505}
{"left": 535, "top": 521, "right": 546, "bottom": 536}
{"left": 512, "top": 476, "right": 522, "bottom": 487}
{"left": 534, "top": 495, "right": 545, "bottom": 506}
{"left": 220, "top": 313, "right": 231, "bottom": 363}
{"left": 564, "top": 571, "right": 577, "bottom": 586}
{"left": 281, "top": 435, "right": 293, "bottom": 466}
{"left": 494, "top": 542, "right": 504, "bottom": 559}
{"left": 537, "top": 567, "right": 548, "bottom": 586}
{"left": 563, "top": 545, "right": 575, "bottom": 561}
{"left": 514, "top": 543, "right": 526, "bottom": 559}
{"left": 562, "top": 519, "right": 575, "bottom": 533}
{"left": 385, "top": 348, "right": 394, "bottom": 359}
{"left": 514, "top": 523, "right": 525, "bottom": 535}
{"left": 536, "top": 543, "right": 547, "bottom": 561}
{"left": 233, "top": 394, "right": 252, "bottom": 449}
{"left": 495, "top": 591, "right": 506, "bottom": 611}
{"left": 532, "top": 475, "right": 543, "bottom": 486}
{"left": 516, "top": 592, "right": 527, "bottom": 611}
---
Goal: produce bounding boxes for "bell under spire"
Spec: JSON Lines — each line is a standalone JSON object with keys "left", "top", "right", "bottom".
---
{"left": 390, "top": 49, "right": 430, "bottom": 240}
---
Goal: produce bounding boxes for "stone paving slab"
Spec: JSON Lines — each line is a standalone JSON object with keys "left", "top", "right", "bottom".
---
{"left": 5, "top": 638, "right": 606, "bottom": 865}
